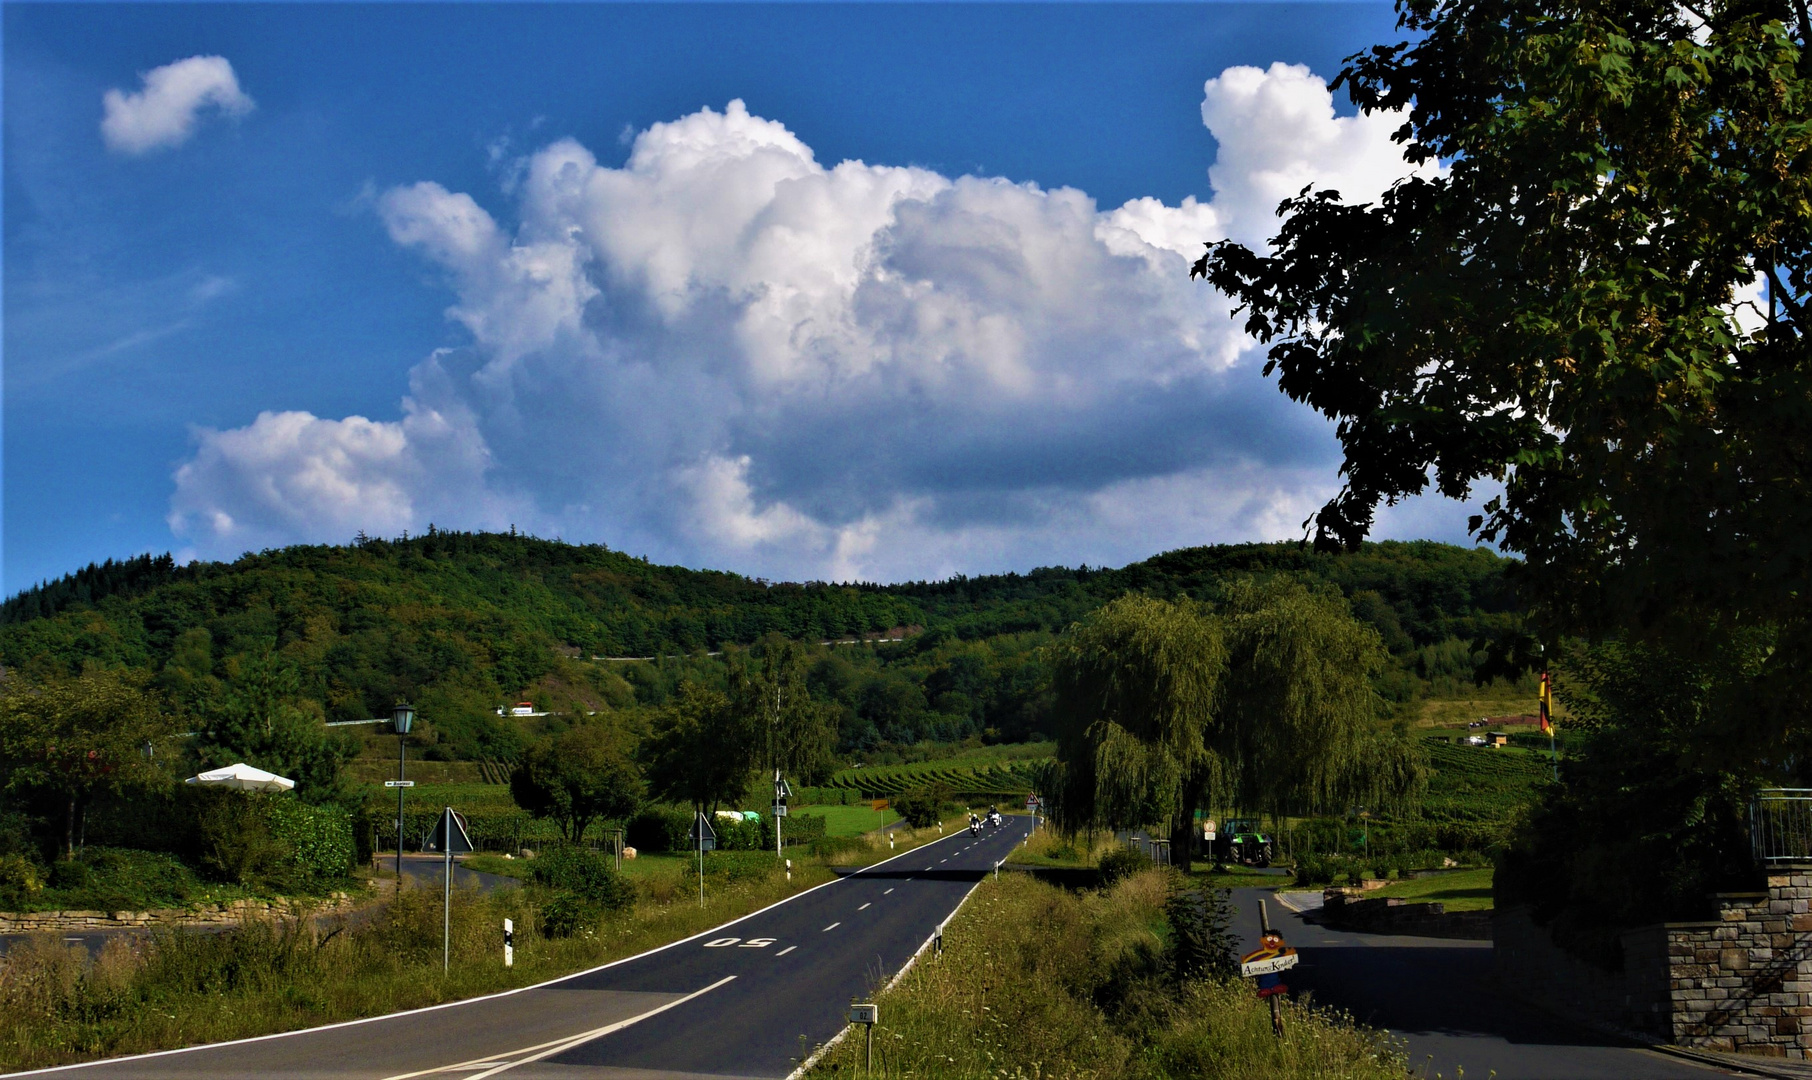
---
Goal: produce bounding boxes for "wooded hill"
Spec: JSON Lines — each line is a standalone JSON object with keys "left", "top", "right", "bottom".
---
{"left": 0, "top": 532, "right": 1523, "bottom": 759}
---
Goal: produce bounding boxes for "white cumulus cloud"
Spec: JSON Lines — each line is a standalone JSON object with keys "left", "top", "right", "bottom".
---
{"left": 102, "top": 55, "right": 254, "bottom": 155}
{"left": 171, "top": 67, "right": 1470, "bottom": 578}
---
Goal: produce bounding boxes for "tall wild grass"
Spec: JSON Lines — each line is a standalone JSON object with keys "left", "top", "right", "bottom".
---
{"left": 803, "top": 869, "right": 1405, "bottom": 1080}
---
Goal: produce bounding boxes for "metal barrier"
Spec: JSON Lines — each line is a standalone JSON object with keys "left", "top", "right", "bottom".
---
{"left": 1750, "top": 789, "right": 1812, "bottom": 865}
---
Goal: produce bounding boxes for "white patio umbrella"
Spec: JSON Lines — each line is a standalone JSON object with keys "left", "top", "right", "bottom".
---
{"left": 185, "top": 762, "right": 296, "bottom": 792}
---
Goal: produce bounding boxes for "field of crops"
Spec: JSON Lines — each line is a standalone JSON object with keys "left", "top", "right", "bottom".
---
{"left": 1420, "top": 738, "right": 1553, "bottom": 823}
{"left": 824, "top": 755, "right": 1047, "bottom": 798}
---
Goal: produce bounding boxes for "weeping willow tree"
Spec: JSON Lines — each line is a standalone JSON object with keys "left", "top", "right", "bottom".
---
{"left": 1046, "top": 582, "right": 1424, "bottom": 869}
{"left": 1219, "top": 580, "right": 1426, "bottom": 825}
{"left": 1046, "top": 595, "right": 1227, "bottom": 859}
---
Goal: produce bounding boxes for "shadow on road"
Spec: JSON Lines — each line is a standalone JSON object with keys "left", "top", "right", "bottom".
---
{"left": 1229, "top": 889, "right": 1734, "bottom": 1080}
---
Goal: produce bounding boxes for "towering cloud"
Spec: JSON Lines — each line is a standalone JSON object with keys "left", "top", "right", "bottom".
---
{"left": 102, "top": 55, "right": 255, "bottom": 155}
{"left": 171, "top": 65, "right": 1450, "bottom": 580}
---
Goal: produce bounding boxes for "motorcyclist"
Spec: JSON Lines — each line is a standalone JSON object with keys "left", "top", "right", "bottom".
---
{"left": 969, "top": 811, "right": 981, "bottom": 835}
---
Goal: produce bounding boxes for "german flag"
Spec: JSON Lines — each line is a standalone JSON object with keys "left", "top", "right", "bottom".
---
{"left": 1539, "top": 669, "right": 1553, "bottom": 735}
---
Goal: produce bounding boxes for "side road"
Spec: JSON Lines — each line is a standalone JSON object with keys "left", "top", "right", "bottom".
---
{"left": 6, "top": 818, "right": 1034, "bottom": 1080}
{"left": 1233, "top": 888, "right": 1736, "bottom": 1080}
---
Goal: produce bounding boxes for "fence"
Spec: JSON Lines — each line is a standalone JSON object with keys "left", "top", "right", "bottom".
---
{"left": 1750, "top": 788, "right": 1812, "bottom": 865}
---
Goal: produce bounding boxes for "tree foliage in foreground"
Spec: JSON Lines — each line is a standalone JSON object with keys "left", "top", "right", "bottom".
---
{"left": 1194, "top": 0, "right": 1812, "bottom": 927}
{"left": 1196, "top": 0, "right": 1812, "bottom": 758}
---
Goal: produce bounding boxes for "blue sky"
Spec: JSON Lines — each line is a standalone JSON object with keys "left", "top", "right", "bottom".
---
{"left": 4, "top": 2, "right": 1475, "bottom": 593}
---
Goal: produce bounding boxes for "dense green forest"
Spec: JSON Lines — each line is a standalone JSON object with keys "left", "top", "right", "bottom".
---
{"left": 0, "top": 532, "right": 1524, "bottom": 762}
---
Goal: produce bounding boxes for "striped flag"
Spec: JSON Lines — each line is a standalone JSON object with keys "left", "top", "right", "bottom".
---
{"left": 1539, "top": 669, "right": 1553, "bottom": 735}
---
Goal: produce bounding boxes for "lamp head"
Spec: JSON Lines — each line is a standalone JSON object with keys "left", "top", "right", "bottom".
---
{"left": 392, "top": 703, "right": 415, "bottom": 735}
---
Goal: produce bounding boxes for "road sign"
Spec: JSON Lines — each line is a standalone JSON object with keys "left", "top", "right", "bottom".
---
{"left": 384, "top": 779, "right": 415, "bottom": 788}
{"left": 1240, "top": 951, "right": 1299, "bottom": 977}
{"left": 689, "top": 812, "right": 717, "bottom": 852}
{"left": 428, "top": 807, "right": 474, "bottom": 854}
{"left": 1025, "top": 795, "right": 1038, "bottom": 811}
{"left": 848, "top": 1003, "right": 878, "bottom": 1024}
{"left": 772, "top": 802, "right": 789, "bottom": 817}
{"left": 1241, "top": 936, "right": 1297, "bottom": 999}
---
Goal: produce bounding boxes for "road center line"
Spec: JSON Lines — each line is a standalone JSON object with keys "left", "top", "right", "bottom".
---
{"left": 823, "top": 922, "right": 841, "bottom": 932}
{"left": 884, "top": 888, "right": 894, "bottom": 894}
{"left": 382, "top": 975, "right": 737, "bottom": 1080}
{"left": 775, "top": 945, "right": 797, "bottom": 956}
{"left": 858, "top": 902, "right": 871, "bottom": 910}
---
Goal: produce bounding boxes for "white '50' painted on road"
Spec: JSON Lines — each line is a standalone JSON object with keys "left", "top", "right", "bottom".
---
{"left": 703, "top": 936, "right": 776, "bottom": 947}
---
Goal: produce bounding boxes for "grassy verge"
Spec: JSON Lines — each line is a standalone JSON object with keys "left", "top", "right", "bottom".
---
{"left": 792, "top": 803, "right": 900, "bottom": 837}
{"left": 1364, "top": 867, "right": 1494, "bottom": 911}
{"left": 802, "top": 869, "right": 1404, "bottom": 1079}
{"left": 1005, "top": 825, "right": 1119, "bottom": 868}
{"left": 0, "top": 817, "right": 981, "bottom": 1074}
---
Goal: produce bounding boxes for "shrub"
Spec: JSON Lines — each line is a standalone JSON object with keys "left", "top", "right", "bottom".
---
{"left": 1166, "top": 886, "right": 1238, "bottom": 982}
{"left": 891, "top": 787, "right": 954, "bottom": 828}
{"left": 0, "top": 855, "right": 43, "bottom": 907}
{"left": 538, "top": 891, "right": 598, "bottom": 939}
{"left": 527, "top": 847, "right": 633, "bottom": 911}
{"left": 1098, "top": 845, "right": 1152, "bottom": 885}
{"left": 195, "top": 792, "right": 290, "bottom": 886}
{"left": 682, "top": 850, "right": 777, "bottom": 884}
{"left": 625, "top": 805, "right": 692, "bottom": 853}
{"left": 49, "top": 860, "right": 90, "bottom": 890}
{"left": 268, "top": 800, "right": 354, "bottom": 883}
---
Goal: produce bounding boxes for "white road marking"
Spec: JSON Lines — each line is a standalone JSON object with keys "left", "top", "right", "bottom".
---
{"left": 776, "top": 945, "right": 797, "bottom": 956}
{"left": 858, "top": 902, "right": 871, "bottom": 910}
{"left": 884, "top": 888, "right": 894, "bottom": 894}
{"left": 823, "top": 922, "right": 841, "bottom": 932}
{"left": 381, "top": 975, "right": 737, "bottom": 1080}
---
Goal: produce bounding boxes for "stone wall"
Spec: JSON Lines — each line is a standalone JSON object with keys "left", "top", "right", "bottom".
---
{"left": 0, "top": 893, "right": 358, "bottom": 934}
{"left": 1495, "top": 869, "right": 1812, "bottom": 1057}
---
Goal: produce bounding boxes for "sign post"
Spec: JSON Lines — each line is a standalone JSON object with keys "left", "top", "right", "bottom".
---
{"left": 773, "top": 770, "right": 792, "bottom": 863}
{"left": 429, "top": 806, "right": 474, "bottom": 973}
{"left": 503, "top": 917, "right": 514, "bottom": 968}
{"left": 848, "top": 1002, "right": 878, "bottom": 1075}
{"left": 689, "top": 812, "right": 717, "bottom": 908}
{"left": 1239, "top": 899, "right": 1297, "bottom": 1037}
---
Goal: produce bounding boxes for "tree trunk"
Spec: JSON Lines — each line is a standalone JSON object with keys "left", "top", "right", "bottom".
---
{"left": 1170, "top": 814, "right": 1194, "bottom": 873}
{"left": 65, "top": 798, "right": 77, "bottom": 860}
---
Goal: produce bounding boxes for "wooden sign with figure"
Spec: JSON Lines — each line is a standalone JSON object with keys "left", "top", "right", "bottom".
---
{"left": 1244, "top": 900, "right": 1296, "bottom": 1036}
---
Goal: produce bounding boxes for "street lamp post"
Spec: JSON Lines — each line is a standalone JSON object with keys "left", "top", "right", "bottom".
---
{"left": 393, "top": 703, "right": 415, "bottom": 879}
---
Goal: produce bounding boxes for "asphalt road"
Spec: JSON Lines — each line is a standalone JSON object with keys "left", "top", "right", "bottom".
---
{"left": 1232, "top": 888, "right": 1739, "bottom": 1080}
{"left": 7, "top": 818, "right": 1033, "bottom": 1080}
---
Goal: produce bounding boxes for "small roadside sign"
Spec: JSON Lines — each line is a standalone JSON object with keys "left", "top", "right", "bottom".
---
{"left": 1025, "top": 795, "right": 1038, "bottom": 811}
{"left": 428, "top": 807, "right": 474, "bottom": 854}
{"left": 1240, "top": 951, "right": 1299, "bottom": 977}
{"left": 689, "top": 811, "right": 717, "bottom": 852}
{"left": 1240, "top": 933, "right": 1297, "bottom": 999}
{"left": 848, "top": 1003, "right": 878, "bottom": 1024}
{"left": 772, "top": 802, "right": 789, "bottom": 817}
{"left": 384, "top": 779, "right": 415, "bottom": 788}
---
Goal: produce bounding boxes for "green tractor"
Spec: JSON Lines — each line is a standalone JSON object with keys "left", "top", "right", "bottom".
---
{"left": 1213, "top": 817, "right": 1274, "bottom": 868}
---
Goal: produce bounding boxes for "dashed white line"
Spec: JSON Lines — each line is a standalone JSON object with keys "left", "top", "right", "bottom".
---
{"left": 776, "top": 945, "right": 797, "bottom": 956}
{"left": 858, "top": 902, "right": 871, "bottom": 911}
{"left": 883, "top": 888, "right": 894, "bottom": 895}
{"left": 823, "top": 922, "right": 841, "bottom": 932}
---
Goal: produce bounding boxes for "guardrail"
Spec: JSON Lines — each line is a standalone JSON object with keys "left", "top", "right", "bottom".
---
{"left": 1750, "top": 788, "right": 1812, "bottom": 865}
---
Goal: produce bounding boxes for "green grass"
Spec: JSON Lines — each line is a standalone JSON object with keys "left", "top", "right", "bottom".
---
{"left": 790, "top": 804, "right": 898, "bottom": 837}
{"left": 1366, "top": 867, "right": 1494, "bottom": 911}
